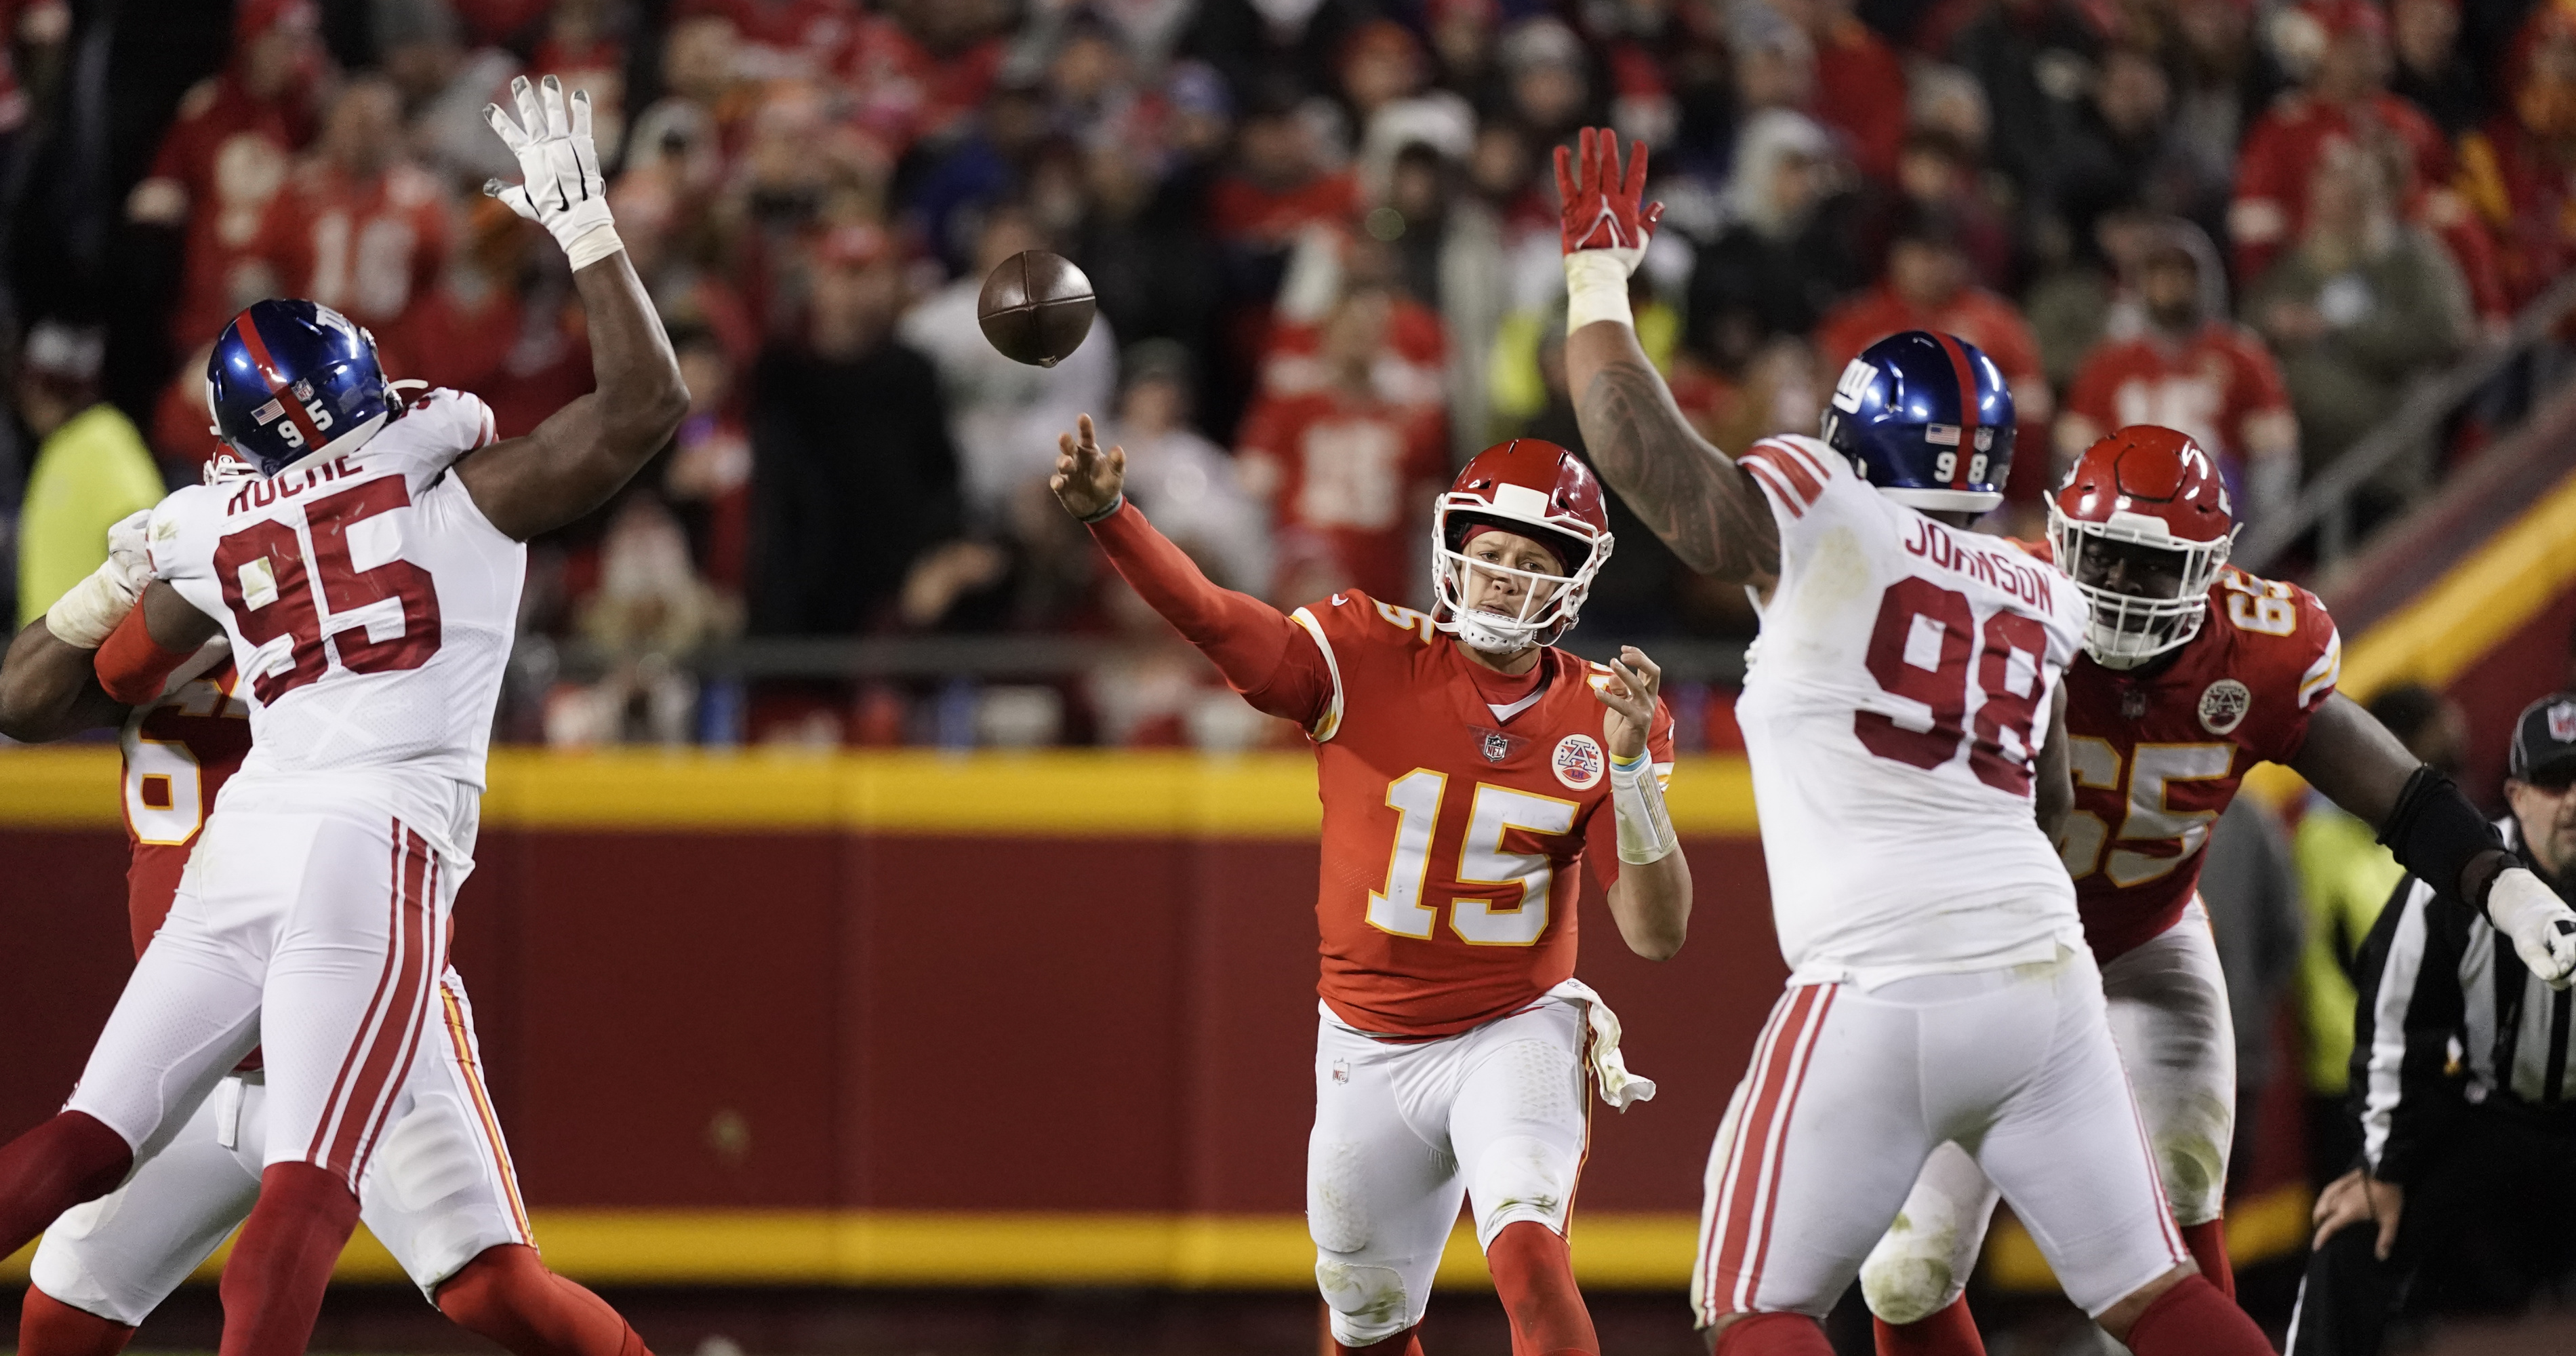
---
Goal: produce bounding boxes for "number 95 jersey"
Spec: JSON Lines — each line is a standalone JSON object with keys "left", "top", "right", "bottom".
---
{"left": 1732, "top": 435, "right": 2089, "bottom": 988}
{"left": 144, "top": 390, "right": 523, "bottom": 799}
{"left": 1293, "top": 592, "right": 1674, "bottom": 1039}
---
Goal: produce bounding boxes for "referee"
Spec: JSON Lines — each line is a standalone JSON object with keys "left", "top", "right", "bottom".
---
{"left": 2287, "top": 692, "right": 2576, "bottom": 1354}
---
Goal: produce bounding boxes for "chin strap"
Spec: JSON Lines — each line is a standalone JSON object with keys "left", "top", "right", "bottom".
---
{"left": 1609, "top": 749, "right": 1677, "bottom": 865}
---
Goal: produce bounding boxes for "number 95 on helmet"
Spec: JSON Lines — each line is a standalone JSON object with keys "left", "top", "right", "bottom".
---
{"left": 205, "top": 298, "right": 397, "bottom": 478}
{"left": 1821, "top": 330, "right": 2015, "bottom": 516}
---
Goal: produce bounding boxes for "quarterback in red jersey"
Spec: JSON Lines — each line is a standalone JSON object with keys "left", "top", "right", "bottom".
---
{"left": 1857, "top": 426, "right": 2576, "bottom": 1356}
{"left": 1053, "top": 415, "right": 1690, "bottom": 1356}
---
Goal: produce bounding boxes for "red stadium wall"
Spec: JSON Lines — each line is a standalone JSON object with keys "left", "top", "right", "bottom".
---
{"left": 0, "top": 750, "right": 1783, "bottom": 1287}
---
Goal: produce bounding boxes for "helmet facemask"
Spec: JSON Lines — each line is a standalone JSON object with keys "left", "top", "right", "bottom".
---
{"left": 2048, "top": 502, "right": 2233, "bottom": 668}
{"left": 1430, "top": 497, "right": 1609, "bottom": 654}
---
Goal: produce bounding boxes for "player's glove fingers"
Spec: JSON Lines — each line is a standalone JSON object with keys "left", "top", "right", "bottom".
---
{"left": 1552, "top": 142, "right": 1576, "bottom": 210}
{"left": 510, "top": 75, "right": 546, "bottom": 146}
{"left": 1641, "top": 201, "right": 1666, "bottom": 238}
{"left": 1622, "top": 137, "right": 1649, "bottom": 205}
{"left": 483, "top": 101, "right": 531, "bottom": 152}
{"left": 569, "top": 89, "right": 604, "bottom": 185}
{"left": 483, "top": 180, "right": 540, "bottom": 221}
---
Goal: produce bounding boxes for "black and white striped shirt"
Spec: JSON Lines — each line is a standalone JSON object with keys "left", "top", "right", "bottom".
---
{"left": 2349, "top": 818, "right": 2576, "bottom": 1183}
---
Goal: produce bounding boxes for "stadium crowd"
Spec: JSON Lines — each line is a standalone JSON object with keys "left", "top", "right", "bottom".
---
{"left": 5, "top": 0, "right": 2576, "bottom": 747}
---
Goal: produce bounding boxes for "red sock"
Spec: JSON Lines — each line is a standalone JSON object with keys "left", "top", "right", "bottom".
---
{"left": 2179, "top": 1219, "right": 2234, "bottom": 1301}
{"left": 216, "top": 1163, "right": 361, "bottom": 1356}
{"left": 2120, "top": 1274, "right": 2270, "bottom": 1356}
{"left": 0, "top": 1113, "right": 132, "bottom": 1258}
{"left": 1872, "top": 1296, "right": 1986, "bottom": 1356}
{"left": 1712, "top": 1312, "right": 1835, "bottom": 1356}
{"left": 437, "top": 1243, "right": 653, "bottom": 1356}
{"left": 1484, "top": 1221, "right": 1598, "bottom": 1356}
{"left": 18, "top": 1288, "right": 135, "bottom": 1356}
{"left": 1333, "top": 1329, "right": 1423, "bottom": 1355}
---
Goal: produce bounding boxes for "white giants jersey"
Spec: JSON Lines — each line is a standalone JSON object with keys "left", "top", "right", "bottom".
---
{"left": 146, "top": 390, "right": 523, "bottom": 819}
{"left": 1731, "top": 435, "right": 2088, "bottom": 986}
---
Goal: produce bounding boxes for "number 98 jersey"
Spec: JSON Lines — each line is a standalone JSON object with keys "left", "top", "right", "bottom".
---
{"left": 144, "top": 390, "right": 523, "bottom": 807}
{"left": 1292, "top": 591, "right": 1675, "bottom": 1039}
{"left": 1732, "top": 435, "right": 2089, "bottom": 987}
{"left": 2053, "top": 559, "right": 2341, "bottom": 960}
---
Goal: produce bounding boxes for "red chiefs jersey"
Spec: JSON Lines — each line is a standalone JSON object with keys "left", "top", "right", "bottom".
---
{"left": 1291, "top": 591, "right": 1676, "bottom": 1037}
{"left": 2061, "top": 323, "right": 2294, "bottom": 469}
{"left": 251, "top": 161, "right": 453, "bottom": 365}
{"left": 1237, "top": 388, "right": 1447, "bottom": 602}
{"left": 143, "top": 75, "right": 318, "bottom": 347}
{"left": 2229, "top": 91, "right": 2453, "bottom": 279}
{"left": 120, "top": 660, "right": 254, "bottom": 958}
{"left": 2051, "top": 559, "right": 2342, "bottom": 960}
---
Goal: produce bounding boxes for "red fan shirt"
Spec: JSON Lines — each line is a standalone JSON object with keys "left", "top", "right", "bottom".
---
{"left": 1236, "top": 387, "right": 1448, "bottom": 602}
{"left": 2060, "top": 322, "right": 2295, "bottom": 470}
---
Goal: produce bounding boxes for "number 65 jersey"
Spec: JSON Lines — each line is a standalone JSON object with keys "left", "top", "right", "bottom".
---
{"left": 1731, "top": 435, "right": 2089, "bottom": 988}
{"left": 144, "top": 390, "right": 523, "bottom": 815}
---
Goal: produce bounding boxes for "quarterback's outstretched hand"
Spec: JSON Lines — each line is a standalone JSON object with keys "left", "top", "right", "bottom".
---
{"left": 2489, "top": 867, "right": 2576, "bottom": 989}
{"left": 484, "top": 75, "right": 620, "bottom": 270}
{"left": 1052, "top": 414, "right": 1128, "bottom": 523}
{"left": 1594, "top": 645, "right": 1662, "bottom": 761}
{"left": 1556, "top": 128, "right": 1662, "bottom": 332}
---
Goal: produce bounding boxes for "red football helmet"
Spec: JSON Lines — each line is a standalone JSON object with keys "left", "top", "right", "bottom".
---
{"left": 1431, "top": 439, "right": 1615, "bottom": 652}
{"left": 2047, "top": 425, "right": 2236, "bottom": 666}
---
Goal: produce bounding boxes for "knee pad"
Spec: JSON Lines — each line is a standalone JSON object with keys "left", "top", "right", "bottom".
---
{"left": 1316, "top": 1257, "right": 1415, "bottom": 1347}
{"left": 1859, "top": 1202, "right": 1974, "bottom": 1326}
{"left": 1308, "top": 1140, "right": 1372, "bottom": 1254}
{"left": 1470, "top": 1134, "right": 1575, "bottom": 1243}
{"left": 2150, "top": 1092, "right": 2232, "bottom": 1227}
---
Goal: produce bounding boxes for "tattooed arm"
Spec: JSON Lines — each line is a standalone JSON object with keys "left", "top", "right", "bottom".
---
{"left": 1567, "top": 320, "right": 1781, "bottom": 588}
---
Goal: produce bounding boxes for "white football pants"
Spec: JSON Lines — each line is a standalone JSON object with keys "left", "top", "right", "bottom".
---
{"left": 1859, "top": 903, "right": 2236, "bottom": 1323}
{"left": 1691, "top": 945, "right": 2189, "bottom": 1325}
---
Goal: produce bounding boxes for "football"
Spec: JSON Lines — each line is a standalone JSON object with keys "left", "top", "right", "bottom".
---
{"left": 977, "top": 250, "right": 1097, "bottom": 367}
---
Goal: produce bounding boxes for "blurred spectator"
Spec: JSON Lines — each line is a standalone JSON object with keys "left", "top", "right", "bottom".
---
{"left": 2169, "top": 0, "right": 2285, "bottom": 241}
{"left": 1768, "top": 0, "right": 1908, "bottom": 187}
{"left": 2197, "top": 793, "right": 2306, "bottom": 1184}
{"left": 901, "top": 204, "right": 1117, "bottom": 527}
{"left": 149, "top": 343, "right": 224, "bottom": 473}
{"left": 1497, "top": 18, "right": 1594, "bottom": 144}
{"left": 2058, "top": 220, "right": 2300, "bottom": 522}
{"left": 379, "top": 0, "right": 522, "bottom": 189}
{"left": 2388, "top": 0, "right": 2482, "bottom": 137}
{"left": 1945, "top": 0, "right": 2101, "bottom": 210}
{"left": 1813, "top": 202, "right": 2052, "bottom": 502}
{"left": 1685, "top": 109, "right": 1866, "bottom": 374}
{"left": 1886, "top": 127, "right": 2012, "bottom": 293}
{"left": 14, "top": 323, "right": 162, "bottom": 630}
{"left": 2042, "top": 44, "right": 2217, "bottom": 255}
{"left": 1236, "top": 283, "right": 1445, "bottom": 604}
{"left": 746, "top": 224, "right": 962, "bottom": 635}
{"left": 1104, "top": 340, "right": 1270, "bottom": 596}
{"left": 661, "top": 325, "right": 754, "bottom": 595}
{"left": 834, "top": 0, "right": 1012, "bottom": 153}
{"left": 2295, "top": 681, "right": 2467, "bottom": 1186}
{"left": 529, "top": 0, "right": 627, "bottom": 159}
{"left": 550, "top": 495, "right": 729, "bottom": 746}
{"left": 250, "top": 76, "right": 454, "bottom": 372}
{"left": 2229, "top": 0, "right": 2453, "bottom": 284}
{"left": 126, "top": 0, "right": 325, "bottom": 351}
{"left": 2242, "top": 140, "right": 2470, "bottom": 506}
{"left": 2457, "top": 0, "right": 2576, "bottom": 310}
{"left": 2026, "top": 207, "right": 2158, "bottom": 391}
{"left": 1208, "top": 88, "right": 1359, "bottom": 262}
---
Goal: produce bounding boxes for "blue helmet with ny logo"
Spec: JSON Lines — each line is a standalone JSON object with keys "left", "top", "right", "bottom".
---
{"left": 1819, "top": 330, "right": 2016, "bottom": 516}
{"left": 205, "top": 299, "right": 396, "bottom": 477}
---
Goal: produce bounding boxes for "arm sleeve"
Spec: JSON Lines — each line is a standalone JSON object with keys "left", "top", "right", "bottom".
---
{"left": 2349, "top": 877, "right": 2470, "bottom": 1184}
{"left": 1089, "top": 499, "right": 1332, "bottom": 730}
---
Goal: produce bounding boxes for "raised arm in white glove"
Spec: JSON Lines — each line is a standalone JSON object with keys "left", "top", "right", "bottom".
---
{"left": 483, "top": 74, "right": 622, "bottom": 271}
{"left": 2487, "top": 866, "right": 2576, "bottom": 990}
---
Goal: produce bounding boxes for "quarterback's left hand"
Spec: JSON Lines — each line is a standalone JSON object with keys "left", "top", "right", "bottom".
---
{"left": 2488, "top": 866, "right": 2576, "bottom": 989}
{"left": 1594, "top": 645, "right": 1660, "bottom": 760}
{"left": 1554, "top": 127, "right": 1662, "bottom": 275}
{"left": 484, "top": 74, "right": 619, "bottom": 269}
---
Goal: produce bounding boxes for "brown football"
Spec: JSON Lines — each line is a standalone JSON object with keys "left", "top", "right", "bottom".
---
{"left": 977, "top": 250, "right": 1097, "bottom": 367}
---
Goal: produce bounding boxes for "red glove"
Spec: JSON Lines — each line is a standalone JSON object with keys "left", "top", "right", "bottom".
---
{"left": 1554, "top": 127, "right": 1664, "bottom": 264}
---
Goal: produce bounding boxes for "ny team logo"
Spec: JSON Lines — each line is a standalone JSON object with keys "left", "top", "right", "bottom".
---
{"left": 2198, "top": 679, "right": 2251, "bottom": 736}
{"left": 1553, "top": 734, "right": 1605, "bottom": 790}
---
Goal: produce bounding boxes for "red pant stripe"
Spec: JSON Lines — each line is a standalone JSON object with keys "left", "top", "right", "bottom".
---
{"left": 338, "top": 848, "right": 439, "bottom": 1182}
{"left": 1739, "top": 985, "right": 1835, "bottom": 1305}
{"left": 307, "top": 821, "right": 417, "bottom": 1168}
{"left": 1702, "top": 984, "right": 1822, "bottom": 1315}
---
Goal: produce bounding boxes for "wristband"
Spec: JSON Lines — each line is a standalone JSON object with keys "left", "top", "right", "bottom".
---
{"left": 563, "top": 224, "right": 625, "bottom": 273}
{"left": 1565, "top": 252, "right": 1634, "bottom": 332}
{"left": 1079, "top": 492, "right": 1126, "bottom": 526}
{"left": 43, "top": 558, "right": 143, "bottom": 650}
{"left": 1609, "top": 750, "right": 1677, "bottom": 866}
{"left": 95, "top": 607, "right": 194, "bottom": 705}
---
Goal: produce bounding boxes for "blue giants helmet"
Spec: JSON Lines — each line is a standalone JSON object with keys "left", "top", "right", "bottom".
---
{"left": 1819, "top": 330, "right": 2015, "bottom": 516}
{"left": 206, "top": 299, "right": 395, "bottom": 477}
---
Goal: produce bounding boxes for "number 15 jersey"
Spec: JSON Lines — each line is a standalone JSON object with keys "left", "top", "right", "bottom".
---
{"left": 1732, "top": 435, "right": 2088, "bottom": 987}
{"left": 145, "top": 390, "right": 523, "bottom": 809}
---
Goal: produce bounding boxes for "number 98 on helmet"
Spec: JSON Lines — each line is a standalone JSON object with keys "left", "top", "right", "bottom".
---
{"left": 1820, "top": 330, "right": 2015, "bottom": 516}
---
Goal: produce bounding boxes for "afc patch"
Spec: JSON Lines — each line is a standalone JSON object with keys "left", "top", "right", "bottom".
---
{"left": 2198, "top": 679, "right": 2251, "bottom": 736}
{"left": 2550, "top": 700, "right": 2576, "bottom": 743}
{"left": 1553, "top": 733, "right": 1605, "bottom": 790}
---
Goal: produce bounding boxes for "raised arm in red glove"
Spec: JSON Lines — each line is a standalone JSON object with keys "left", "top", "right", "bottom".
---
{"left": 1051, "top": 414, "right": 1332, "bottom": 730}
{"left": 1554, "top": 127, "right": 1664, "bottom": 332}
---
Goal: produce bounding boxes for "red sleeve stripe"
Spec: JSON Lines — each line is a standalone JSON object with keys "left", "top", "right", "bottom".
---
{"left": 1773, "top": 438, "right": 1835, "bottom": 485}
{"left": 1742, "top": 442, "right": 1822, "bottom": 506}
{"left": 1739, "top": 458, "right": 1805, "bottom": 518}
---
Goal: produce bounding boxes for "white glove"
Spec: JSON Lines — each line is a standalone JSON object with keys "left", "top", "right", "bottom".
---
{"left": 2487, "top": 866, "right": 2576, "bottom": 990}
{"left": 43, "top": 509, "right": 154, "bottom": 648}
{"left": 483, "top": 74, "right": 622, "bottom": 271}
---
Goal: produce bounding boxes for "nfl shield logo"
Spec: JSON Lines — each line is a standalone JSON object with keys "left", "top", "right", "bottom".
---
{"left": 2550, "top": 701, "right": 2576, "bottom": 742}
{"left": 1483, "top": 730, "right": 1512, "bottom": 763}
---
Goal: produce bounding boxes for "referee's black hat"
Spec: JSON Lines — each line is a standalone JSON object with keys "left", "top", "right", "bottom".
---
{"left": 2509, "top": 692, "right": 2576, "bottom": 784}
